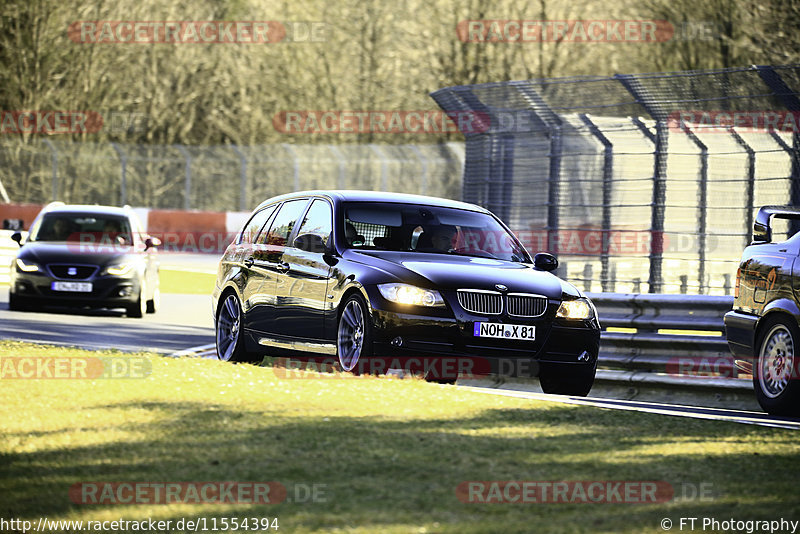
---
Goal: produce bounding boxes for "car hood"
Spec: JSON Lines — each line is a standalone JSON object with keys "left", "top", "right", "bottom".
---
{"left": 17, "top": 241, "right": 135, "bottom": 266}
{"left": 348, "top": 250, "right": 579, "bottom": 299}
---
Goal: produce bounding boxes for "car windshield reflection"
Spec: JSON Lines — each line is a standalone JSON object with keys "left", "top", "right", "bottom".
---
{"left": 343, "top": 202, "right": 530, "bottom": 263}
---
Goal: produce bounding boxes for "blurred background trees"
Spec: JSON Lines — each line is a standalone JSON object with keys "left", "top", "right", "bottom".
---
{"left": 1, "top": 0, "right": 797, "bottom": 146}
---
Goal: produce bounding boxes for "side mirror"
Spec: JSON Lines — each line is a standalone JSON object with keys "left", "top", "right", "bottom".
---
{"left": 145, "top": 236, "right": 161, "bottom": 249}
{"left": 293, "top": 233, "right": 327, "bottom": 253}
{"left": 533, "top": 252, "right": 558, "bottom": 272}
{"left": 11, "top": 232, "right": 23, "bottom": 246}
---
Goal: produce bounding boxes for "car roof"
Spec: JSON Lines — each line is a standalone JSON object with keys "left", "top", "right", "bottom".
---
{"left": 254, "top": 190, "right": 489, "bottom": 213}
{"left": 42, "top": 204, "right": 133, "bottom": 217}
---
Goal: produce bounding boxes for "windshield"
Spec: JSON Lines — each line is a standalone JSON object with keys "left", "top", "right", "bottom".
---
{"left": 343, "top": 202, "right": 530, "bottom": 263}
{"left": 30, "top": 213, "right": 133, "bottom": 245}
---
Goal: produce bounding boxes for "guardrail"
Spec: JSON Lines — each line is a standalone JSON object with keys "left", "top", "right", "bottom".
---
{"left": 586, "top": 292, "right": 749, "bottom": 393}
{"left": 0, "top": 230, "right": 24, "bottom": 285}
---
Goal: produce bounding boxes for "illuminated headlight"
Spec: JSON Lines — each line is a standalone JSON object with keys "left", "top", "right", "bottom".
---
{"left": 556, "top": 298, "right": 595, "bottom": 320}
{"left": 15, "top": 258, "right": 40, "bottom": 273}
{"left": 103, "top": 262, "right": 135, "bottom": 276}
{"left": 378, "top": 283, "right": 445, "bottom": 307}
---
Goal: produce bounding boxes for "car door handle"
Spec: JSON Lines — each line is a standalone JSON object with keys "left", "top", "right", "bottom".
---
{"left": 243, "top": 258, "right": 254, "bottom": 268}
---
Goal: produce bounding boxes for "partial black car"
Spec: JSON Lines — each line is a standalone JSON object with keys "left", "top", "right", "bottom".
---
{"left": 725, "top": 205, "right": 800, "bottom": 416}
{"left": 212, "top": 191, "right": 600, "bottom": 395}
{"left": 8, "top": 202, "right": 161, "bottom": 317}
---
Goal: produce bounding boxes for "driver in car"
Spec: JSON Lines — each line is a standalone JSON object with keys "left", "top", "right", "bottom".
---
{"left": 418, "top": 224, "right": 457, "bottom": 252}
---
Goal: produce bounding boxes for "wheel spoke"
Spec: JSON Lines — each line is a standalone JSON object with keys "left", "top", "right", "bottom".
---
{"left": 760, "top": 325, "right": 794, "bottom": 398}
{"left": 217, "top": 295, "right": 241, "bottom": 361}
{"left": 338, "top": 300, "right": 366, "bottom": 371}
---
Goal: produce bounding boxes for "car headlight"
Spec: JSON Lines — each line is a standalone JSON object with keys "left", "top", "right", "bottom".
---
{"left": 15, "top": 258, "right": 40, "bottom": 273}
{"left": 378, "top": 283, "right": 445, "bottom": 307}
{"left": 556, "top": 298, "right": 595, "bottom": 320}
{"left": 103, "top": 262, "right": 136, "bottom": 276}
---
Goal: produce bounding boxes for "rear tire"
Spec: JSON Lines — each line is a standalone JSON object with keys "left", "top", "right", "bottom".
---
{"left": 539, "top": 360, "right": 596, "bottom": 397}
{"left": 754, "top": 316, "right": 800, "bottom": 416}
{"left": 216, "top": 292, "right": 259, "bottom": 363}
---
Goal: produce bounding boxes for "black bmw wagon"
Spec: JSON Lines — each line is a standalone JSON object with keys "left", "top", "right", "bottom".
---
{"left": 212, "top": 191, "right": 600, "bottom": 395}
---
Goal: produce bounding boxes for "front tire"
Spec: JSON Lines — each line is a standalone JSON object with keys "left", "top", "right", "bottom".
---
{"left": 754, "top": 316, "right": 800, "bottom": 416}
{"left": 8, "top": 292, "right": 29, "bottom": 312}
{"left": 539, "top": 360, "right": 597, "bottom": 397}
{"left": 216, "top": 293, "right": 259, "bottom": 363}
{"left": 337, "top": 294, "right": 372, "bottom": 373}
{"left": 127, "top": 281, "right": 146, "bottom": 318}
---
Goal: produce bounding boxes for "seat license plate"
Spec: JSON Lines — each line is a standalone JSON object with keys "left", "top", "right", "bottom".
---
{"left": 52, "top": 281, "right": 92, "bottom": 292}
{"left": 474, "top": 322, "right": 535, "bottom": 341}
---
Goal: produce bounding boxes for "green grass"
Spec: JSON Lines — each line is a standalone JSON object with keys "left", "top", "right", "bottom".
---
{"left": 1, "top": 340, "right": 799, "bottom": 533}
{"left": 158, "top": 268, "right": 217, "bottom": 295}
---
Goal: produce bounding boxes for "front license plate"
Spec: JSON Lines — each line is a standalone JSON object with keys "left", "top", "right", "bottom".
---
{"left": 51, "top": 281, "right": 92, "bottom": 292}
{"left": 474, "top": 322, "right": 535, "bottom": 341}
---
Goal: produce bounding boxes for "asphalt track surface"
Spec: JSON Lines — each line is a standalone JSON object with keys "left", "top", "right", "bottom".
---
{"left": 2, "top": 281, "right": 798, "bottom": 429}
{"left": 0, "top": 287, "right": 214, "bottom": 353}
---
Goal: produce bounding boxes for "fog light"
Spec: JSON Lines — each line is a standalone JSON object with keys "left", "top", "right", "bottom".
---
{"left": 391, "top": 336, "right": 404, "bottom": 347}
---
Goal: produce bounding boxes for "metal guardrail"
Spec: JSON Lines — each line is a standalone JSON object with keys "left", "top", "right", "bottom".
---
{"left": 586, "top": 292, "right": 748, "bottom": 392}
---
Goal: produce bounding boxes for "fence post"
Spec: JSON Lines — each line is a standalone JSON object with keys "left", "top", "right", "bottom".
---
{"left": 41, "top": 139, "right": 59, "bottom": 201}
{"left": 756, "top": 65, "right": 800, "bottom": 235}
{"left": 230, "top": 145, "right": 248, "bottom": 212}
{"left": 729, "top": 128, "right": 756, "bottom": 245}
{"left": 516, "top": 85, "right": 562, "bottom": 255}
{"left": 175, "top": 145, "right": 192, "bottom": 210}
{"left": 580, "top": 113, "right": 614, "bottom": 292}
{"left": 281, "top": 144, "right": 300, "bottom": 192}
{"left": 328, "top": 145, "right": 347, "bottom": 190}
{"left": 679, "top": 123, "right": 708, "bottom": 294}
{"left": 616, "top": 74, "right": 669, "bottom": 293}
{"left": 368, "top": 145, "right": 389, "bottom": 191}
{"left": 110, "top": 143, "right": 128, "bottom": 206}
{"left": 0, "top": 177, "right": 9, "bottom": 203}
{"left": 408, "top": 145, "right": 428, "bottom": 195}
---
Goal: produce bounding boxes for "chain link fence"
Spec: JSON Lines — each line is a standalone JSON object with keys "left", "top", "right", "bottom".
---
{"left": 432, "top": 64, "right": 800, "bottom": 296}
{"left": 0, "top": 141, "right": 465, "bottom": 212}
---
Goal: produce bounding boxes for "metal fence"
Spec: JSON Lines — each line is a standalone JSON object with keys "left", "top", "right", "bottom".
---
{"left": 0, "top": 141, "right": 465, "bottom": 212}
{"left": 431, "top": 65, "right": 800, "bottom": 296}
